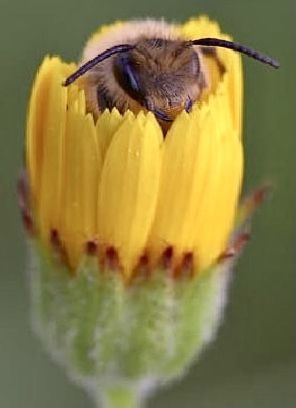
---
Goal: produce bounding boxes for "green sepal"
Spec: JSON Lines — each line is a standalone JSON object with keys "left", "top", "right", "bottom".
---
{"left": 29, "top": 242, "right": 231, "bottom": 407}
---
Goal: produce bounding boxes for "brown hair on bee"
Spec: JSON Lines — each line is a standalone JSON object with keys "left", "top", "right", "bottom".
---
{"left": 64, "top": 20, "right": 279, "bottom": 131}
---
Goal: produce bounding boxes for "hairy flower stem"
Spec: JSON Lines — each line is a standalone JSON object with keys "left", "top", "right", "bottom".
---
{"left": 98, "top": 385, "right": 140, "bottom": 408}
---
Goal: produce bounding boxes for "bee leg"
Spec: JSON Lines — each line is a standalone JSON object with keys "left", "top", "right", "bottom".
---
{"left": 144, "top": 97, "right": 172, "bottom": 122}
{"left": 97, "top": 86, "right": 115, "bottom": 111}
{"left": 184, "top": 96, "right": 193, "bottom": 113}
{"left": 143, "top": 97, "right": 155, "bottom": 113}
{"left": 154, "top": 109, "right": 172, "bottom": 122}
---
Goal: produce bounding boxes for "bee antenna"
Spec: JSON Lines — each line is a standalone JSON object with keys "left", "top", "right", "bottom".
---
{"left": 63, "top": 44, "right": 135, "bottom": 86}
{"left": 189, "top": 38, "right": 279, "bottom": 69}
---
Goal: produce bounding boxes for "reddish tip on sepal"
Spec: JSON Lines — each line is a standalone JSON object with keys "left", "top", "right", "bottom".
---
{"left": 17, "top": 169, "right": 35, "bottom": 235}
{"left": 137, "top": 253, "right": 150, "bottom": 276}
{"left": 159, "top": 246, "right": 174, "bottom": 270}
{"left": 132, "top": 253, "right": 151, "bottom": 283}
{"left": 237, "top": 184, "right": 272, "bottom": 228}
{"left": 219, "top": 231, "right": 251, "bottom": 263}
{"left": 233, "top": 231, "right": 251, "bottom": 253}
{"left": 17, "top": 169, "right": 29, "bottom": 209}
{"left": 21, "top": 208, "right": 35, "bottom": 235}
{"left": 85, "top": 240, "right": 98, "bottom": 256}
{"left": 50, "top": 229, "right": 60, "bottom": 247}
{"left": 50, "top": 229, "right": 69, "bottom": 266}
{"left": 175, "top": 252, "right": 194, "bottom": 279}
{"left": 252, "top": 184, "right": 272, "bottom": 205}
{"left": 245, "top": 184, "right": 272, "bottom": 214}
{"left": 104, "top": 246, "right": 121, "bottom": 271}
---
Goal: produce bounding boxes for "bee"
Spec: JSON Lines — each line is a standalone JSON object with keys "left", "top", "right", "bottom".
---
{"left": 64, "top": 20, "right": 279, "bottom": 130}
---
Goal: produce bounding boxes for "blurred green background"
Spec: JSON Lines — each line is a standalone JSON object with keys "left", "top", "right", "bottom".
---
{"left": 0, "top": 0, "right": 295, "bottom": 407}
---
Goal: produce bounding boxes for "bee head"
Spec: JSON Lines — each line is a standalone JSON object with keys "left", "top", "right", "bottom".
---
{"left": 113, "top": 38, "right": 205, "bottom": 122}
{"left": 64, "top": 36, "right": 279, "bottom": 124}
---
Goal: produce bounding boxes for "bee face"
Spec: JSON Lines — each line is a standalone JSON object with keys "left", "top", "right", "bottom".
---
{"left": 73, "top": 21, "right": 213, "bottom": 129}
{"left": 113, "top": 38, "right": 207, "bottom": 122}
{"left": 64, "top": 20, "right": 278, "bottom": 131}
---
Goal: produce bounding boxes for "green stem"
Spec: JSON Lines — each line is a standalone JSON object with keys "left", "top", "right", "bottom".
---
{"left": 98, "top": 385, "right": 141, "bottom": 408}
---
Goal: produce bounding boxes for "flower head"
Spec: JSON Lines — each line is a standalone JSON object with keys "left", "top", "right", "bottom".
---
{"left": 20, "top": 15, "right": 280, "bottom": 408}
{"left": 25, "top": 16, "right": 243, "bottom": 280}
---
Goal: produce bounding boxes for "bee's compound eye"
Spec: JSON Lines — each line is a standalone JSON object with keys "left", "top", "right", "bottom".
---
{"left": 116, "top": 54, "right": 142, "bottom": 98}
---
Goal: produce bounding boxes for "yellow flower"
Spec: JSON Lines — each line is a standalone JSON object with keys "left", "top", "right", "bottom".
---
{"left": 25, "top": 16, "right": 243, "bottom": 281}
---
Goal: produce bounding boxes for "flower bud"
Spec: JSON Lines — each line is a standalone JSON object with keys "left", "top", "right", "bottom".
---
{"left": 22, "top": 16, "right": 248, "bottom": 408}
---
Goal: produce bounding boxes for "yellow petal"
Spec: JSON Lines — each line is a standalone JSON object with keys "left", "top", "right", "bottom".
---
{"left": 95, "top": 108, "right": 125, "bottom": 159}
{"left": 180, "top": 15, "right": 221, "bottom": 39}
{"left": 33, "top": 58, "right": 69, "bottom": 242}
{"left": 149, "top": 86, "right": 243, "bottom": 272}
{"left": 227, "top": 53, "right": 243, "bottom": 135}
{"left": 180, "top": 18, "right": 243, "bottom": 136}
{"left": 207, "top": 132, "right": 243, "bottom": 259}
{"left": 192, "top": 127, "right": 243, "bottom": 271}
{"left": 26, "top": 56, "right": 103, "bottom": 267}
{"left": 207, "top": 41, "right": 243, "bottom": 136}
{"left": 97, "top": 111, "right": 163, "bottom": 278}
{"left": 60, "top": 105, "right": 102, "bottom": 268}
{"left": 26, "top": 57, "right": 75, "bottom": 210}
{"left": 190, "top": 90, "right": 243, "bottom": 271}
{"left": 148, "top": 107, "right": 215, "bottom": 265}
